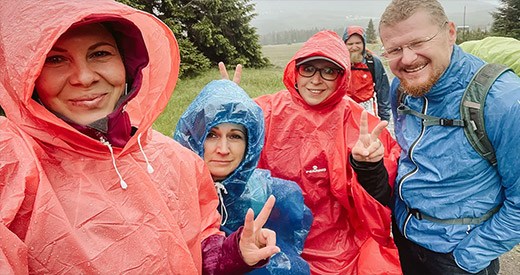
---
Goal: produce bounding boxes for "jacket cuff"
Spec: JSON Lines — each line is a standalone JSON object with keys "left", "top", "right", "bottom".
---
{"left": 453, "top": 244, "right": 492, "bottom": 274}
{"left": 349, "top": 154, "right": 384, "bottom": 171}
{"left": 217, "top": 227, "right": 268, "bottom": 274}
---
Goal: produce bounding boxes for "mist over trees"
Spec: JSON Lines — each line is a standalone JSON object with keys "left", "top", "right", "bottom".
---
{"left": 457, "top": 0, "right": 519, "bottom": 44}
{"left": 117, "top": 0, "right": 268, "bottom": 77}
{"left": 491, "top": 0, "right": 520, "bottom": 39}
{"left": 259, "top": 28, "right": 345, "bottom": 45}
{"left": 456, "top": 28, "right": 491, "bottom": 44}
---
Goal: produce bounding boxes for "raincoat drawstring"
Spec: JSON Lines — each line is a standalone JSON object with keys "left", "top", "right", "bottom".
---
{"left": 100, "top": 137, "right": 128, "bottom": 189}
{"left": 214, "top": 182, "right": 228, "bottom": 225}
{"left": 138, "top": 132, "right": 154, "bottom": 174}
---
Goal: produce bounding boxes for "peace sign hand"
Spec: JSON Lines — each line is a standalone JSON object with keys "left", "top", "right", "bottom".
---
{"left": 239, "top": 195, "right": 280, "bottom": 266}
{"left": 219, "top": 62, "right": 242, "bottom": 85}
{"left": 352, "top": 110, "right": 388, "bottom": 163}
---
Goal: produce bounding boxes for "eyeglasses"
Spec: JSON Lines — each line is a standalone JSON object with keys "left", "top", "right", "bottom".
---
{"left": 297, "top": 64, "right": 343, "bottom": 81}
{"left": 381, "top": 21, "right": 448, "bottom": 61}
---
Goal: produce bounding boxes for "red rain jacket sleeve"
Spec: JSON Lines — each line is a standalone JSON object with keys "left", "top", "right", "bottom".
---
{"left": 0, "top": 224, "right": 28, "bottom": 275}
{"left": 0, "top": 119, "right": 44, "bottom": 275}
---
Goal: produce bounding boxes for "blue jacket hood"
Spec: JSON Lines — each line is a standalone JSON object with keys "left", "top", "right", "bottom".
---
{"left": 174, "top": 79, "right": 265, "bottom": 187}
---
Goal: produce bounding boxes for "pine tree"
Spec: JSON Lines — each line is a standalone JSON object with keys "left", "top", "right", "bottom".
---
{"left": 183, "top": 0, "right": 268, "bottom": 68}
{"left": 491, "top": 0, "right": 520, "bottom": 39}
{"left": 366, "top": 19, "right": 378, "bottom": 44}
{"left": 116, "top": 0, "right": 268, "bottom": 77}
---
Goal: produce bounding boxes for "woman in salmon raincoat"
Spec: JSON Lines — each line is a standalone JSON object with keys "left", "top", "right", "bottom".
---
{"left": 0, "top": 0, "right": 278, "bottom": 274}
{"left": 253, "top": 30, "right": 403, "bottom": 274}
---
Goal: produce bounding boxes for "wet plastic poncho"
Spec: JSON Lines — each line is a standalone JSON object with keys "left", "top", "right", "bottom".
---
{"left": 254, "top": 30, "right": 402, "bottom": 275}
{"left": 391, "top": 45, "right": 520, "bottom": 273}
{"left": 460, "top": 36, "right": 520, "bottom": 77}
{"left": 174, "top": 79, "right": 313, "bottom": 274}
{"left": 0, "top": 0, "right": 225, "bottom": 273}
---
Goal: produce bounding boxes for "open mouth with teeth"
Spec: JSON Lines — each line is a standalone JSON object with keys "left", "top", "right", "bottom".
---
{"left": 308, "top": 89, "right": 324, "bottom": 94}
{"left": 404, "top": 63, "right": 427, "bottom": 73}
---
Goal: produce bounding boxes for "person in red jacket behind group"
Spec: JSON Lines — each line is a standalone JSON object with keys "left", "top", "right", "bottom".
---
{"left": 0, "top": 0, "right": 279, "bottom": 274}
{"left": 343, "top": 26, "right": 392, "bottom": 121}
{"left": 221, "top": 30, "right": 402, "bottom": 275}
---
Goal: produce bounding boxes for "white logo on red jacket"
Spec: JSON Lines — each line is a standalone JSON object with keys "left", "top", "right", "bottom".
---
{"left": 305, "top": 165, "right": 327, "bottom": 174}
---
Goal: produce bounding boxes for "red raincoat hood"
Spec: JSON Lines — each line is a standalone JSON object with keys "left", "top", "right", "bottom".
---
{"left": 0, "top": 0, "right": 179, "bottom": 157}
{"left": 284, "top": 30, "right": 351, "bottom": 110}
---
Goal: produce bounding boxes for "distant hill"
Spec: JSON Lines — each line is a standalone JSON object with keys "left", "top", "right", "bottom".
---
{"left": 251, "top": 0, "right": 499, "bottom": 39}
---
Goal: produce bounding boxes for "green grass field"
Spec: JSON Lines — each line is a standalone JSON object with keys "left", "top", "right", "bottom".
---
{"left": 154, "top": 41, "right": 393, "bottom": 136}
{"left": 154, "top": 64, "right": 286, "bottom": 136}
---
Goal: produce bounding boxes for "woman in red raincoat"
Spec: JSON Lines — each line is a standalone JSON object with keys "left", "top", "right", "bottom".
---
{"left": 253, "top": 31, "right": 402, "bottom": 274}
{"left": 0, "top": 0, "right": 279, "bottom": 274}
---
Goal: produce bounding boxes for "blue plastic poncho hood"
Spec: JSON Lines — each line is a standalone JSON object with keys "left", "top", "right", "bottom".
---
{"left": 174, "top": 79, "right": 264, "bottom": 188}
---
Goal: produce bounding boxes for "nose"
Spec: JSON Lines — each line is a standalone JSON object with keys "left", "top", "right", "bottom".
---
{"left": 400, "top": 46, "right": 418, "bottom": 65}
{"left": 69, "top": 61, "right": 99, "bottom": 87}
{"left": 310, "top": 70, "right": 323, "bottom": 84}
{"left": 216, "top": 138, "right": 230, "bottom": 154}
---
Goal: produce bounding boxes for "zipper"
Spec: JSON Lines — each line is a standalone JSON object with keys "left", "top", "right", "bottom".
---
{"left": 398, "top": 97, "right": 429, "bottom": 238}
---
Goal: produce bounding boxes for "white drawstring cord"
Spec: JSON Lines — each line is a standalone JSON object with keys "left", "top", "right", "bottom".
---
{"left": 138, "top": 133, "right": 154, "bottom": 174}
{"left": 214, "top": 182, "right": 228, "bottom": 225}
{"left": 100, "top": 137, "right": 128, "bottom": 190}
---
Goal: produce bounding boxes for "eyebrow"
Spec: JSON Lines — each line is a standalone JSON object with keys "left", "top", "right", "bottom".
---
{"left": 88, "top": 42, "right": 117, "bottom": 51}
{"left": 49, "top": 42, "right": 117, "bottom": 53}
{"left": 231, "top": 129, "right": 246, "bottom": 135}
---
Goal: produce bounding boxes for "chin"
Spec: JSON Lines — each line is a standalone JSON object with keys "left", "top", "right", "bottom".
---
{"left": 69, "top": 112, "right": 108, "bottom": 126}
{"left": 401, "top": 69, "right": 444, "bottom": 97}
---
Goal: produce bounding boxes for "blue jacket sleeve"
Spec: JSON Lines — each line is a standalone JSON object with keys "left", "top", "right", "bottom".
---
{"left": 453, "top": 72, "right": 520, "bottom": 273}
{"left": 373, "top": 57, "right": 391, "bottom": 121}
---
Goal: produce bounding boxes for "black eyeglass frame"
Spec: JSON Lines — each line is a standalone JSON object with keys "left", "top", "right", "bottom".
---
{"left": 296, "top": 64, "right": 344, "bottom": 81}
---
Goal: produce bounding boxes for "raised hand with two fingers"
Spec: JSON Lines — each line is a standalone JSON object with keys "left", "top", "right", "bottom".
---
{"left": 219, "top": 61, "right": 242, "bottom": 85}
{"left": 238, "top": 195, "right": 280, "bottom": 266}
{"left": 351, "top": 110, "right": 388, "bottom": 163}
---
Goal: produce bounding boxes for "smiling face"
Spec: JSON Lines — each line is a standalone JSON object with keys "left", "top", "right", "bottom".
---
{"left": 35, "top": 23, "right": 126, "bottom": 125}
{"left": 380, "top": 10, "right": 456, "bottom": 97}
{"left": 296, "top": 59, "right": 340, "bottom": 106}
{"left": 345, "top": 34, "right": 364, "bottom": 64}
{"left": 203, "top": 123, "right": 247, "bottom": 182}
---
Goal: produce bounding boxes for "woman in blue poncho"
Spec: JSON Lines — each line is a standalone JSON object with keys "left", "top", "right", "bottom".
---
{"left": 174, "top": 79, "right": 313, "bottom": 274}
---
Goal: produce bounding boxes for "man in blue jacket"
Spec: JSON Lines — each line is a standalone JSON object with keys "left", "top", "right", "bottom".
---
{"left": 342, "top": 26, "right": 391, "bottom": 121}
{"left": 378, "top": 0, "right": 520, "bottom": 274}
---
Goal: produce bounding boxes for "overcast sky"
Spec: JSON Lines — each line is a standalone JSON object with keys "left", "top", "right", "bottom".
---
{"left": 250, "top": 0, "right": 501, "bottom": 34}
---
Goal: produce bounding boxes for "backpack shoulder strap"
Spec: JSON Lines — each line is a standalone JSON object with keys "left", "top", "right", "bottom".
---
{"left": 396, "top": 85, "right": 464, "bottom": 127}
{"left": 460, "top": 63, "right": 511, "bottom": 167}
{"left": 365, "top": 52, "right": 376, "bottom": 89}
{"left": 396, "top": 85, "right": 407, "bottom": 106}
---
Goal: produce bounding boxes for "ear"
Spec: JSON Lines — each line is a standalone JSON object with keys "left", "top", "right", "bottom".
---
{"left": 447, "top": 21, "right": 457, "bottom": 45}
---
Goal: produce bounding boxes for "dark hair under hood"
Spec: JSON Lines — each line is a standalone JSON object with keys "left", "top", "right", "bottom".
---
{"left": 0, "top": 0, "right": 179, "bottom": 154}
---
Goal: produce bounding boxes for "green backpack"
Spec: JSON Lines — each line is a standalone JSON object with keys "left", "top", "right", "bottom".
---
{"left": 397, "top": 63, "right": 512, "bottom": 167}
